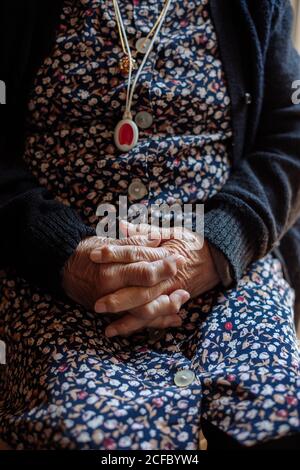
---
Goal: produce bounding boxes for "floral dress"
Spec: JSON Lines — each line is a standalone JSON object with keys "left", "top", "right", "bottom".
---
{"left": 0, "top": 0, "right": 299, "bottom": 450}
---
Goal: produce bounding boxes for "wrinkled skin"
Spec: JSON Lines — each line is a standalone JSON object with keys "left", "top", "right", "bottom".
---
{"left": 62, "top": 233, "right": 190, "bottom": 334}
{"left": 90, "top": 222, "right": 220, "bottom": 336}
{"left": 63, "top": 222, "right": 220, "bottom": 337}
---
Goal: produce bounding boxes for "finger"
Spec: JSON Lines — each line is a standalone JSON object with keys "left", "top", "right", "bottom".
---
{"left": 122, "top": 221, "right": 177, "bottom": 244}
{"left": 94, "top": 258, "right": 186, "bottom": 314}
{"left": 90, "top": 244, "right": 171, "bottom": 264}
{"left": 105, "top": 290, "right": 189, "bottom": 337}
{"left": 89, "top": 254, "right": 182, "bottom": 296}
{"left": 120, "top": 220, "right": 161, "bottom": 240}
{"left": 121, "top": 256, "right": 186, "bottom": 287}
{"left": 160, "top": 226, "right": 204, "bottom": 248}
{"left": 90, "top": 235, "right": 161, "bottom": 262}
{"left": 130, "top": 289, "right": 190, "bottom": 317}
{"left": 97, "top": 234, "right": 161, "bottom": 247}
{"left": 95, "top": 283, "right": 165, "bottom": 315}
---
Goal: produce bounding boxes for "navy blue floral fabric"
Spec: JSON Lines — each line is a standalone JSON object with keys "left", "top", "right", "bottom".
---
{"left": 0, "top": 0, "right": 299, "bottom": 449}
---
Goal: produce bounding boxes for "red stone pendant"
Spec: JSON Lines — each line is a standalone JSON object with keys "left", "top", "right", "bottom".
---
{"left": 114, "top": 118, "right": 139, "bottom": 152}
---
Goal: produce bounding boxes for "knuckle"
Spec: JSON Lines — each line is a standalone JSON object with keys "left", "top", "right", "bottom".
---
{"left": 135, "top": 246, "right": 148, "bottom": 261}
{"left": 101, "top": 244, "right": 114, "bottom": 260}
{"left": 164, "top": 259, "right": 177, "bottom": 277}
{"left": 142, "top": 304, "right": 155, "bottom": 319}
{"left": 143, "top": 288, "right": 153, "bottom": 304}
{"left": 129, "top": 246, "right": 140, "bottom": 261}
{"left": 149, "top": 296, "right": 168, "bottom": 318}
{"left": 141, "top": 263, "right": 157, "bottom": 286}
{"left": 129, "top": 234, "right": 142, "bottom": 245}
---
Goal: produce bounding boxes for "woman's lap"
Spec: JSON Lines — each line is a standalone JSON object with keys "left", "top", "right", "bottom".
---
{"left": 0, "top": 254, "right": 299, "bottom": 449}
{"left": 194, "top": 254, "right": 300, "bottom": 446}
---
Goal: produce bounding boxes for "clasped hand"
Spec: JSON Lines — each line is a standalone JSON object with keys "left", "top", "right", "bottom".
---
{"left": 62, "top": 221, "right": 220, "bottom": 338}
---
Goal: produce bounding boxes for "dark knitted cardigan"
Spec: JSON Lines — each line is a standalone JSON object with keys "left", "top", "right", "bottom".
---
{"left": 0, "top": 0, "right": 300, "bottom": 301}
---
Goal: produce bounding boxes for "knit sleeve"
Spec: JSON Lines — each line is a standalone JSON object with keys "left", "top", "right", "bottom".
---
{"left": 0, "top": 162, "right": 96, "bottom": 294}
{"left": 203, "top": 0, "right": 300, "bottom": 283}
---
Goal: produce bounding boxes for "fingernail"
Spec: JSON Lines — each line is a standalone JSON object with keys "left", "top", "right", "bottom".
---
{"left": 105, "top": 326, "right": 118, "bottom": 338}
{"left": 95, "top": 301, "right": 107, "bottom": 313}
{"left": 147, "top": 239, "right": 160, "bottom": 248}
{"left": 182, "top": 292, "right": 190, "bottom": 302}
{"left": 173, "top": 290, "right": 190, "bottom": 303}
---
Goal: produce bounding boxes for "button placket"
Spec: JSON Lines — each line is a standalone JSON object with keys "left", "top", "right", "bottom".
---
{"left": 128, "top": 1, "right": 158, "bottom": 214}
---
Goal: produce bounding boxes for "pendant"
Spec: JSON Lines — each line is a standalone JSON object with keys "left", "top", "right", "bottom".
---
{"left": 135, "top": 37, "right": 151, "bottom": 54}
{"left": 114, "top": 118, "right": 139, "bottom": 152}
{"left": 119, "top": 56, "right": 137, "bottom": 75}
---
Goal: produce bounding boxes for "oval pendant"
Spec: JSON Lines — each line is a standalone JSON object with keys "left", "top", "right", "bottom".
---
{"left": 114, "top": 118, "right": 139, "bottom": 152}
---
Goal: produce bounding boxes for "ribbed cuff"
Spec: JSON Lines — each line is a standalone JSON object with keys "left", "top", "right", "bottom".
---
{"left": 19, "top": 206, "right": 96, "bottom": 294}
{"left": 208, "top": 243, "right": 234, "bottom": 288}
{"left": 204, "top": 204, "right": 257, "bottom": 284}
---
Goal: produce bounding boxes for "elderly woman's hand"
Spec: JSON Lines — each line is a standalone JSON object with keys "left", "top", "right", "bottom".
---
{"left": 91, "top": 222, "right": 221, "bottom": 337}
{"left": 62, "top": 234, "right": 189, "bottom": 329}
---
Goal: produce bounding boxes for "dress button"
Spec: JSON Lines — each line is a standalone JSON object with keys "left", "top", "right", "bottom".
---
{"left": 128, "top": 180, "right": 148, "bottom": 201}
{"left": 245, "top": 92, "right": 252, "bottom": 105}
{"left": 135, "top": 37, "right": 151, "bottom": 54}
{"left": 174, "top": 369, "right": 195, "bottom": 388}
{"left": 135, "top": 111, "right": 153, "bottom": 130}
